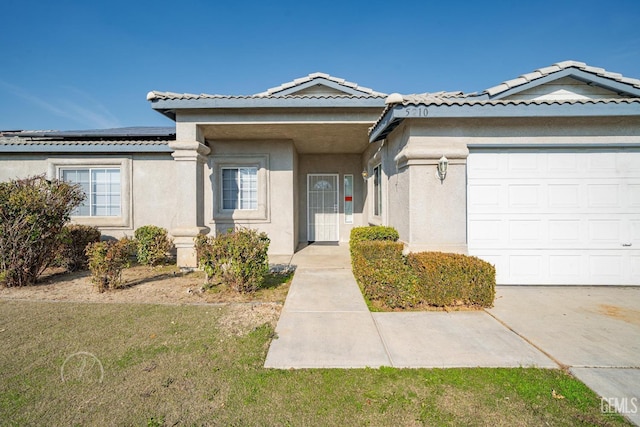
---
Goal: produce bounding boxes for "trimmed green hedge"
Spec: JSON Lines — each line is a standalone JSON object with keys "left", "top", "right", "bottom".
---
{"left": 407, "top": 252, "right": 495, "bottom": 308}
{"left": 349, "top": 226, "right": 496, "bottom": 309}
{"left": 351, "top": 240, "right": 418, "bottom": 309}
{"left": 349, "top": 226, "right": 399, "bottom": 248}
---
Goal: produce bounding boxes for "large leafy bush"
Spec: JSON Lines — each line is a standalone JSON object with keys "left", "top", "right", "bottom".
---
{"left": 0, "top": 175, "right": 84, "bottom": 287}
{"left": 195, "top": 228, "right": 270, "bottom": 293}
{"left": 134, "top": 225, "right": 173, "bottom": 266}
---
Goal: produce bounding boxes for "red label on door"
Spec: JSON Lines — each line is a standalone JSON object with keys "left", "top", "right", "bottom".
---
{"left": 345, "top": 196, "right": 353, "bottom": 202}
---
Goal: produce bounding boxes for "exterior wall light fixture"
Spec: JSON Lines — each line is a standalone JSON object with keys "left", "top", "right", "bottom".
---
{"left": 361, "top": 169, "right": 369, "bottom": 180}
{"left": 436, "top": 155, "right": 448, "bottom": 181}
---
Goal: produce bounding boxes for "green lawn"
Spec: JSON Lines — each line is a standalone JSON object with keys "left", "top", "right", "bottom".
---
{"left": 0, "top": 300, "right": 631, "bottom": 426}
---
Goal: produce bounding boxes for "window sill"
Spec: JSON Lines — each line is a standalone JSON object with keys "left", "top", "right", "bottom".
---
{"left": 70, "top": 216, "right": 129, "bottom": 228}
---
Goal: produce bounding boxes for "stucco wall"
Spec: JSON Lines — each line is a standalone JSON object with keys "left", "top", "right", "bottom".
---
{"left": 131, "top": 154, "right": 178, "bottom": 234}
{"left": 383, "top": 126, "right": 411, "bottom": 242}
{"left": 297, "top": 153, "right": 364, "bottom": 244}
{"left": 205, "top": 139, "right": 296, "bottom": 255}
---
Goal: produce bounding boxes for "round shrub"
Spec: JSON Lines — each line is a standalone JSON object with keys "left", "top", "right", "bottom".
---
{"left": 134, "top": 225, "right": 173, "bottom": 266}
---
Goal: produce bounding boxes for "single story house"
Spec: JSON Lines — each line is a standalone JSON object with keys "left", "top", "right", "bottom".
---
{"left": 1, "top": 60, "right": 638, "bottom": 285}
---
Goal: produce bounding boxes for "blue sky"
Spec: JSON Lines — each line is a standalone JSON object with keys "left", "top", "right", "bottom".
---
{"left": 1, "top": 0, "right": 639, "bottom": 131}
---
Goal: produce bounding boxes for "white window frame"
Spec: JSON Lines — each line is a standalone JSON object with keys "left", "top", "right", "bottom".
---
{"left": 48, "top": 157, "right": 132, "bottom": 228}
{"left": 221, "top": 167, "right": 258, "bottom": 211}
{"left": 211, "top": 155, "right": 269, "bottom": 222}
{"left": 373, "top": 164, "right": 382, "bottom": 218}
{"left": 60, "top": 167, "right": 121, "bottom": 217}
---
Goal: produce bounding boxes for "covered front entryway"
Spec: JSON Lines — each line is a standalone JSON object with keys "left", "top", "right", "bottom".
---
{"left": 149, "top": 71, "right": 386, "bottom": 263}
{"left": 307, "top": 174, "right": 339, "bottom": 242}
{"left": 467, "top": 148, "right": 640, "bottom": 285}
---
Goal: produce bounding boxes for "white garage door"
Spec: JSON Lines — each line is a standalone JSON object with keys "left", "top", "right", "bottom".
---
{"left": 467, "top": 148, "right": 640, "bottom": 285}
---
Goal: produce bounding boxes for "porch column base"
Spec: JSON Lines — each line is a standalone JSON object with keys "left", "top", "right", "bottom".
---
{"left": 172, "top": 226, "right": 210, "bottom": 270}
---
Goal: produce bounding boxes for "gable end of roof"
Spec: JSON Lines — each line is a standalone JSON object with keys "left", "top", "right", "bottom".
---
{"left": 253, "top": 72, "right": 386, "bottom": 98}
{"left": 485, "top": 60, "right": 640, "bottom": 99}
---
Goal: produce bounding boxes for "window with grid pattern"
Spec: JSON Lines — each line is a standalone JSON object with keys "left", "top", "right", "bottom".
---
{"left": 61, "top": 168, "right": 121, "bottom": 216}
{"left": 222, "top": 167, "right": 257, "bottom": 210}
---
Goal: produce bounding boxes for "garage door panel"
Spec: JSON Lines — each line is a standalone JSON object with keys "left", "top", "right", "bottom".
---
{"left": 548, "top": 184, "right": 580, "bottom": 207}
{"left": 474, "top": 249, "right": 639, "bottom": 285}
{"left": 549, "top": 255, "right": 582, "bottom": 278}
{"left": 588, "top": 184, "right": 620, "bottom": 208}
{"left": 630, "top": 184, "right": 640, "bottom": 206}
{"left": 468, "top": 184, "right": 501, "bottom": 208}
{"left": 509, "top": 220, "right": 541, "bottom": 242}
{"left": 548, "top": 220, "right": 581, "bottom": 243}
{"left": 588, "top": 220, "right": 621, "bottom": 243}
{"left": 631, "top": 221, "right": 640, "bottom": 242}
{"left": 508, "top": 153, "right": 540, "bottom": 172}
{"left": 470, "top": 214, "right": 636, "bottom": 250}
{"left": 632, "top": 256, "right": 640, "bottom": 279}
{"left": 589, "top": 255, "right": 623, "bottom": 279}
{"left": 508, "top": 185, "right": 540, "bottom": 208}
{"left": 468, "top": 149, "right": 640, "bottom": 285}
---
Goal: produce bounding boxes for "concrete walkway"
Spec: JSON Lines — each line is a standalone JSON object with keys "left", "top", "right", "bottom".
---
{"left": 264, "top": 243, "right": 555, "bottom": 369}
{"left": 266, "top": 244, "right": 640, "bottom": 424}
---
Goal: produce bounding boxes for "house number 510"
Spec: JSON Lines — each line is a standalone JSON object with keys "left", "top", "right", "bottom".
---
{"left": 404, "top": 107, "right": 429, "bottom": 117}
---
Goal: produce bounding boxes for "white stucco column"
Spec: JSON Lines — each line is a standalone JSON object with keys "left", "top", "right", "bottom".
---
{"left": 170, "top": 124, "right": 210, "bottom": 269}
{"left": 394, "top": 137, "right": 469, "bottom": 254}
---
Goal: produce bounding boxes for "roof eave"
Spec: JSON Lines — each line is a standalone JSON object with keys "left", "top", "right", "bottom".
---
{"left": 149, "top": 97, "right": 386, "bottom": 111}
{"left": 369, "top": 101, "right": 640, "bottom": 143}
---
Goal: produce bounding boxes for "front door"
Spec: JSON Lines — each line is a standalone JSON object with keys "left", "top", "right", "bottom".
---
{"left": 307, "top": 174, "right": 339, "bottom": 241}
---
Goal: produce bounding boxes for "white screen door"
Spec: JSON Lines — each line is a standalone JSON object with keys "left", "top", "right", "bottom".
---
{"left": 307, "top": 174, "right": 339, "bottom": 241}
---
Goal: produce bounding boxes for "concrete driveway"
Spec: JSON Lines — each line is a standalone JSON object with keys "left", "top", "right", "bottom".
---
{"left": 488, "top": 286, "right": 640, "bottom": 425}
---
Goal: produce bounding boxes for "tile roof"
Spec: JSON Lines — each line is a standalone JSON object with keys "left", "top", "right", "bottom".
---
{"left": 483, "top": 60, "right": 640, "bottom": 97}
{"left": 147, "top": 72, "right": 387, "bottom": 101}
{"left": 5, "top": 126, "right": 175, "bottom": 139}
{"left": 369, "top": 61, "right": 640, "bottom": 138}
{"left": 392, "top": 96, "right": 640, "bottom": 107}
{"left": 253, "top": 72, "right": 386, "bottom": 97}
{"left": 0, "top": 127, "right": 175, "bottom": 151}
{"left": 0, "top": 137, "right": 170, "bottom": 146}
{"left": 147, "top": 92, "right": 384, "bottom": 101}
